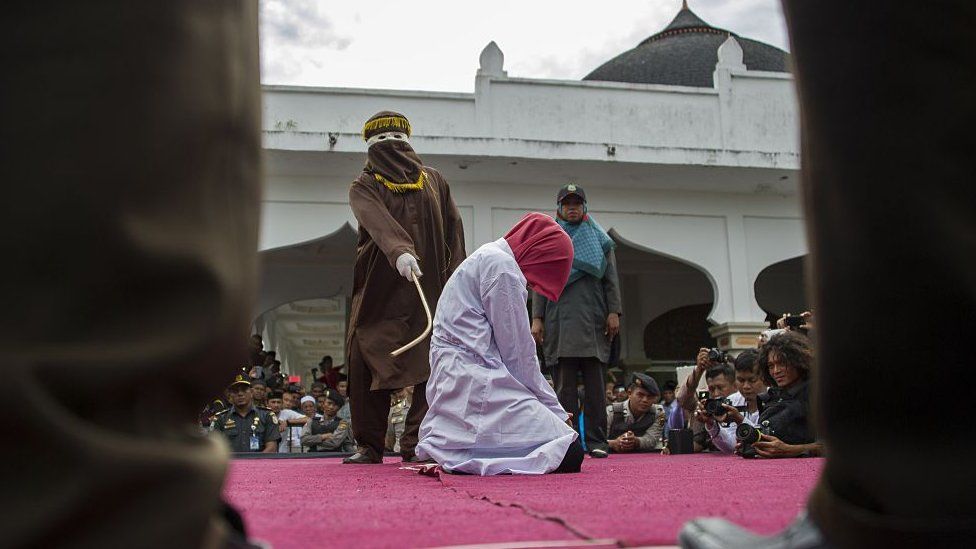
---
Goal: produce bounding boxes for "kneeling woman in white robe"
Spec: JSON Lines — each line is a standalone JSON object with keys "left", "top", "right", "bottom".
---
{"left": 417, "top": 212, "right": 584, "bottom": 475}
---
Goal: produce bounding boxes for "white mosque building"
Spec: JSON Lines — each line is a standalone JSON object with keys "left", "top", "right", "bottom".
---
{"left": 254, "top": 4, "right": 807, "bottom": 382}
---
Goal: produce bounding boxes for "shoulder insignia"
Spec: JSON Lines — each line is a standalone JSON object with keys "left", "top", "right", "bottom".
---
{"left": 338, "top": 420, "right": 349, "bottom": 430}
{"left": 215, "top": 408, "right": 231, "bottom": 416}
{"left": 269, "top": 412, "right": 279, "bottom": 425}
{"left": 224, "top": 419, "right": 236, "bottom": 428}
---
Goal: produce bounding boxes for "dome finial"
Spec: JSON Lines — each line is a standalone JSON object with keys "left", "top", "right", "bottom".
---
{"left": 682, "top": 0, "right": 689, "bottom": 10}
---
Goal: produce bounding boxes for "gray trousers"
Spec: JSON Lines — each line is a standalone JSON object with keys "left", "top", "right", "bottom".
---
{"left": 783, "top": 0, "right": 976, "bottom": 545}
{"left": 3, "top": 2, "right": 261, "bottom": 547}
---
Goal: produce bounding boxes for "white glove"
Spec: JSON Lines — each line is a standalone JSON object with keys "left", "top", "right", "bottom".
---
{"left": 395, "top": 253, "right": 422, "bottom": 281}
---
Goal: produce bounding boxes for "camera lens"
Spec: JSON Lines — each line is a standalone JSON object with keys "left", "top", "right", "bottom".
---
{"left": 736, "top": 423, "right": 761, "bottom": 444}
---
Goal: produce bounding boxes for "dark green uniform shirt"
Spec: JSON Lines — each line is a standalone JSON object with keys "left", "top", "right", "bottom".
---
{"left": 212, "top": 405, "right": 281, "bottom": 453}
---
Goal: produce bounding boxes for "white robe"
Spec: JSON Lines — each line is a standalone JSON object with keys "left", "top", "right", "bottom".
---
{"left": 416, "top": 239, "right": 578, "bottom": 475}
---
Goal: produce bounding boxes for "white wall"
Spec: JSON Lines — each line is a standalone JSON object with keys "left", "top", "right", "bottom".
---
{"left": 261, "top": 43, "right": 799, "bottom": 170}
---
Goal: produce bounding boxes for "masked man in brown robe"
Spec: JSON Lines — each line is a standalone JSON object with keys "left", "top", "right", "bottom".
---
{"left": 343, "top": 111, "right": 466, "bottom": 464}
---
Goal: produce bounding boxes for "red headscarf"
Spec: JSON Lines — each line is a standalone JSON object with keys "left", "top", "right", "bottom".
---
{"left": 503, "top": 213, "right": 574, "bottom": 302}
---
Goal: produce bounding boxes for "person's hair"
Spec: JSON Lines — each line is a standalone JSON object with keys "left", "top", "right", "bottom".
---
{"left": 251, "top": 380, "right": 266, "bottom": 388}
{"left": 268, "top": 392, "right": 283, "bottom": 400}
{"left": 310, "top": 382, "right": 326, "bottom": 391}
{"left": 733, "top": 348, "right": 761, "bottom": 376}
{"left": 758, "top": 331, "right": 813, "bottom": 386}
{"left": 705, "top": 363, "right": 734, "bottom": 384}
{"left": 662, "top": 380, "right": 677, "bottom": 392}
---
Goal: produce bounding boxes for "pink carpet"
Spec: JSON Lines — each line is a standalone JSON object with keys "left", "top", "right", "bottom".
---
{"left": 224, "top": 454, "right": 822, "bottom": 548}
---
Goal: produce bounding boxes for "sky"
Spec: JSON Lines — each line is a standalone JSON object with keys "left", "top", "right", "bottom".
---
{"left": 259, "top": 0, "right": 790, "bottom": 93}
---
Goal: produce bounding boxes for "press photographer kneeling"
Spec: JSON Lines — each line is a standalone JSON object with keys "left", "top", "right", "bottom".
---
{"left": 738, "top": 331, "right": 823, "bottom": 458}
{"left": 698, "top": 349, "right": 766, "bottom": 453}
{"left": 674, "top": 347, "right": 737, "bottom": 453}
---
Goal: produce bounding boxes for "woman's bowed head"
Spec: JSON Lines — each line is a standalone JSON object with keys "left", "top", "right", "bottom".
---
{"left": 503, "top": 213, "right": 574, "bottom": 302}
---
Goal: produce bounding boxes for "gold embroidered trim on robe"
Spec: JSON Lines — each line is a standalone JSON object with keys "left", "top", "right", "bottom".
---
{"left": 374, "top": 170, "right": 427, "bottom": 193}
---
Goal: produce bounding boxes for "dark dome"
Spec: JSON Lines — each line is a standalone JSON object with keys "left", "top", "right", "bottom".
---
{"left": 583, "top": 5, "right": 791, "bottom": 87}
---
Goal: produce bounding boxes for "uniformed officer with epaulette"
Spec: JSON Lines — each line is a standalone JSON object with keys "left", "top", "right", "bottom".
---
{"left": 211, "top": 373, "right": 281, "bottom": 453}
{"left": 300, "top": 390, "right": 356, "bottom": 453}
{"left": 606, "top": 372, "right": 665, "bottom": 453}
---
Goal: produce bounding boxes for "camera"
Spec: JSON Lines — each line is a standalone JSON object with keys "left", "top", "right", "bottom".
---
{"left": 783, "top": 315, "right": 806, "bottom": 328}
{"left": 707, "top": 347, "right": 727, "bottom": 363}
{"left": 737, "top": 420, "right": 773, "bottom": 459}
{"left": 704, "top": 397, "right": 732, "bottom": 416}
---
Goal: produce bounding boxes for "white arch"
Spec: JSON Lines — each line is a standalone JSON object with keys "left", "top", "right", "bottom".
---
{"left": 599, "top": 212, "right": 734, "bottom": 325}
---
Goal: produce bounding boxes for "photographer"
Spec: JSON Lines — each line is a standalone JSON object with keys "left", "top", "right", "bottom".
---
{"left": 702, "top": 349, "right": 766, "bottom": 454}
{"left": 689, "top": 363, "right": 737, "bottom": 452}
{"left": 745, "top": 331, "right": 822, "bottom": 458}
{"left": 675, "top": 347, "right": 732, "bottom": 415}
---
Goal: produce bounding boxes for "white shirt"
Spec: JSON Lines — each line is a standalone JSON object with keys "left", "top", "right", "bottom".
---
{"left": 277, "top": 408, "right": 306, "bottom": 453}
{"left": 707, "top": 391, "right": 761, "bottom": 454}
{"left": 416, "top": 239, "right": 577, "bottom": 475}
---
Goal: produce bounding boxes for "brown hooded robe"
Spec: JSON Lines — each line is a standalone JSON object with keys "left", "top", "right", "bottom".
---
{"left": 347, "top": 167, "right": 465, "bottom": 390}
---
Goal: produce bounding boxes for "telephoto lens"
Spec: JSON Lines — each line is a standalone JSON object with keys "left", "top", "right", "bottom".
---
{"left": 736, "top": 423, "right": 761, "bottom": 445}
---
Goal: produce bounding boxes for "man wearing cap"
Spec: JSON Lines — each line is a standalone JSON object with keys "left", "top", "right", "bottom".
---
{"left": 532, "top": 184, "right": 622, "bottom": 458}
{"left": 345, "top": 110, "right": 466, "bottom": 464}
{"left": 211, "top": 374, "right": 281, "bottom": 453}
{"left": 606, "top": 373, "right": 665, "bottom": 453}
{"left": 302, "top": 390, "right": 356, "bottom": 453}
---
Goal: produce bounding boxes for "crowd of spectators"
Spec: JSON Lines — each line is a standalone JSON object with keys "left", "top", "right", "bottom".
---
{"left": 208, "top": 315, "right": 819, "bottom": 460}
{"left": 203, "top": 335, "right": 413, "bottom": 454}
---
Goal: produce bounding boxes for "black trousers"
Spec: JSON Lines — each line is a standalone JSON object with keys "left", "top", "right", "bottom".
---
{"left": 553, "top": 357, "right": 608, "bottom": 451}
{"left": 783, "top": 0, "right": 976, "bottom": 546}
{"left": 348, "top": 338, "right": 429, "bottom": 458}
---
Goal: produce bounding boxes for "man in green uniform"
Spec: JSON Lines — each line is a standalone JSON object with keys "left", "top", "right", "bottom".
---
{"left": 212, "top": 373, "right": 281, "bottom": 453}
{"left": 301, "top": 390, "right": 356, "bottom": 452}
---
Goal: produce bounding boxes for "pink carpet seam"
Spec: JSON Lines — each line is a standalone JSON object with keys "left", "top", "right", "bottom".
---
{"left": 433, "top": 470, "right": 607, "bottom": 545}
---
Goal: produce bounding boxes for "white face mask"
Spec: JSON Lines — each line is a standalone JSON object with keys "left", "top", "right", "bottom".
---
{"left": 367, "top": 131, "right": 410, "bottom": 148}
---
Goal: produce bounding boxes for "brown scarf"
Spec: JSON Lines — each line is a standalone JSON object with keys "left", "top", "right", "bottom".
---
{"left": 365, "top": 140, "right": 425, "bottom": 188}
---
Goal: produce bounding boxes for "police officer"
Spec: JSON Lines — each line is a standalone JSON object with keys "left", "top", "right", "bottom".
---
{"left": 300, "top": 390, "right": 356, "bottom": 453}
{"left": 211, "top": 373, "right": 281, "bottom": 453}
{"left": 606, "top": 373, "right": 665, "bottom": 453}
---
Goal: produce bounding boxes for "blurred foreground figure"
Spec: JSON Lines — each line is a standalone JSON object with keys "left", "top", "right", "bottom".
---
{"left": 680, "top": 1, "right": 976, "bottom": 547}
{"left": 417, "top": 213, "right": 584, "bottom": 475}
{"left": 3, "top": 2, "right": 261, "bottom": 547}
